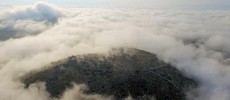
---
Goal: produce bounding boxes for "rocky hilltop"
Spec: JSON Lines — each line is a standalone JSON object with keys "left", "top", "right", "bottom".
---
{"left": 22, "top": 48, "right": 197, "bottom": 100}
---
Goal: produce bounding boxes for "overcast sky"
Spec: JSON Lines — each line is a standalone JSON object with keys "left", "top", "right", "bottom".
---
{"left": 0, "top": 0, "right": 230, "bottom": 9}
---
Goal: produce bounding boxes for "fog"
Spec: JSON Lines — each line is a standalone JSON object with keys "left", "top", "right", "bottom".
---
{"left": 0, "top": 2, "right": 230, "bottom": 100}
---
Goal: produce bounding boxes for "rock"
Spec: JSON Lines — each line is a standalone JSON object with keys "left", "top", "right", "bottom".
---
{"left": 22, "top": 48, "right": 197, "bottom": 100}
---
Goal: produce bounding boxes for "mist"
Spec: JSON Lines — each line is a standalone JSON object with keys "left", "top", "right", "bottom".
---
{"left": 0, "top": 2, "right": 230, "bottom": 100}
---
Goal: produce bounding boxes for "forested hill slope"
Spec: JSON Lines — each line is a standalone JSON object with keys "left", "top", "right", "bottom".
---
{"left": 22, "top": 48, "right": 197, "bottom": 100}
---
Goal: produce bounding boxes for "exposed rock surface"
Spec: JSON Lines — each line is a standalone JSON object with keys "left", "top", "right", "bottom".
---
{"left": 22, "top": 48, "right": 197, "bottom": 100}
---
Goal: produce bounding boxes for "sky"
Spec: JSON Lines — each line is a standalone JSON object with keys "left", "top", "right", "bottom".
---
{"left": 0, "top": 0, "right": 230, "bottom": 9}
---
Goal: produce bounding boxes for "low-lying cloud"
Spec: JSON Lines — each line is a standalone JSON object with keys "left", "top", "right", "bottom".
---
{"left": 0, "top": 2, "right": 230, "bottom": 100}
{"left": 0, "top": 2, "right": 63, "bottom": 41}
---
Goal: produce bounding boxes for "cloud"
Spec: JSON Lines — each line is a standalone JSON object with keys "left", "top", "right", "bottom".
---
{"left": 0, "top": 2, "right": 230, "bottom": 100}
{"left": 0, "top": 1, "right": 63, "bottom": 41}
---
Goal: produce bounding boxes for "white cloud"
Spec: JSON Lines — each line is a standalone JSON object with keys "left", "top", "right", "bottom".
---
{"left": 0, "top": 2, "right": 230, "bottom": 100}
{"left": 0, "top": 1, "right": 63, "bottom": 41}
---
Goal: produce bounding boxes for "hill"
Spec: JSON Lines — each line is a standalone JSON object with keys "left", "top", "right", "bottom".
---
{"left": 22, "top": 48, "right": 197, "bottom": 100}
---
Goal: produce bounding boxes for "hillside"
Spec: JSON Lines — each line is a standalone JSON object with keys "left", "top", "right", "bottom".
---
{"left": 22, "top": 48, "right": 197, "bottom": 100}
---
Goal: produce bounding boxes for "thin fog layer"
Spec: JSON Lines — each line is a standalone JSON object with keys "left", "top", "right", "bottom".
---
{"left": 0, "top": 2, "right": 230, "bottom": 100}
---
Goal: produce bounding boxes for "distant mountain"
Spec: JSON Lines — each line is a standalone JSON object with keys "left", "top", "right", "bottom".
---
{"left": 22, "top": 48, "right": 197, "bottom": 100}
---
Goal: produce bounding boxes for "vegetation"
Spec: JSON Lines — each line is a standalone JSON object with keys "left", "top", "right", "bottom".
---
{"left": 22, "top": 48, "right": 197, "bottom": 100}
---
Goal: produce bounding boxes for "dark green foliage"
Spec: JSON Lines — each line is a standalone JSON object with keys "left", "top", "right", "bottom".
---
{"left": 22, "top": 48, "right": 197, "bottom": 100}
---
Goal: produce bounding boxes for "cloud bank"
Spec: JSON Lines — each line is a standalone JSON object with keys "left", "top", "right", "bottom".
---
{"left": 0, "top": 2, "right": 230, "bottom": 100}
{"left": 0, "top": 2, "right": 63, "bottom": 41}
